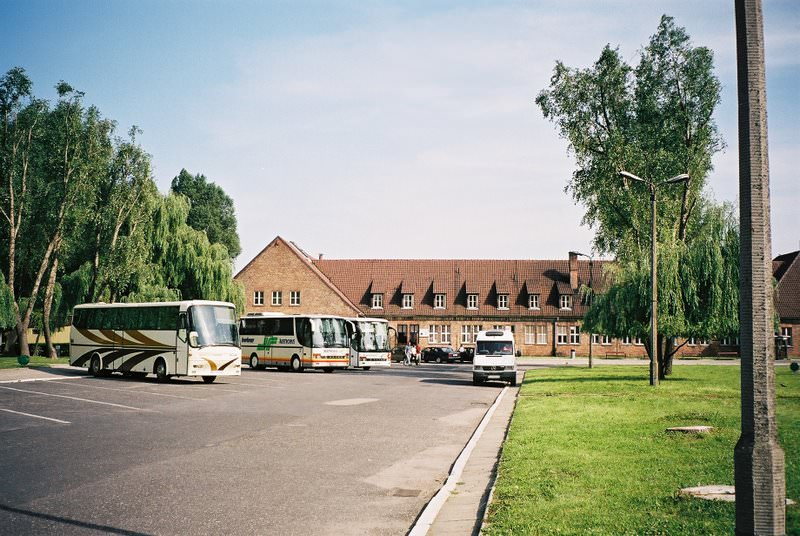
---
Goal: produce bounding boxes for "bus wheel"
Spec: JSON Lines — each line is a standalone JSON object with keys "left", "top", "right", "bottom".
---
{"left": 89, "top": 355, "right": 102, "bottom": 377}
{"left": 323, "top": 367, "right": 334, "bottom": 373}
{"left": 201, "top": 375, "right": 216, "bottom": 384}
{"left": 361, "top": 367, "right": 371, "bottom": 371}
{"left": 291, "top": 356, "right": 303, "bottom": 372}
{"left": 249, "top": 354, "right": 260, "bottom": 369}
{"left": 154, "top": 358, "right": 169, "bottom": 382}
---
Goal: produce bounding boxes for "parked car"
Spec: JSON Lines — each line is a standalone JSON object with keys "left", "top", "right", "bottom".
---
{"left": 390, "top": 346, "right": 407, "bottom": 363}
{"left": 421, "top": 346, "right": 460, "bottom": 363}
{"left": 458, "top": 347, "right": 474, "bottom": 363}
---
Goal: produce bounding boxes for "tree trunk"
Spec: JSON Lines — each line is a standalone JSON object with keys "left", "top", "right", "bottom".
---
{"left": 43, "top": 255, "right": 59, "bottom": 359}
{"left": 659, "top": 335, "right": 675, "bottom": 379}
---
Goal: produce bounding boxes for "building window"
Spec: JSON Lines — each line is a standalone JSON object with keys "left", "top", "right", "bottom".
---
{"left": 622, "top": 336, "right": 631, "bottom": 345}
{"left": 569, "top": 325, "right": 580, "bottom": 345}
{"left": 497, "top": 294, "right": 509, "bottom": 309}
{"left": 781, "top": 327, "right": 792, "bottom": 347}
{"left": 461, "top": 325, "right": 481, "bottom": 344}
{"left": 592, "top": 334, "right": 611, "bottom": 345}
{"left": 559, "top": 294, "right": 573, "bottom": 310}
{"left": 402, "top": 294, "right": 414, "bottom": 309}
{"left": 434, "top": 294, "right": 446, "bottom": 309}
{"left": 528, "top": 294, "right": 540, "bottom": 309}
{"left": 493, "top": 325, "right": 512, "bottom": 333}
{"left": 688, "top": 337, "right": 696, "bottom": 346}
{"left": 633, "top": 337, "right": 643, "bottom": 345}
{"left": 371, "top": 293, "right": 383, "bottom": 309}
{"left": 429, "top": 325, "right": 438, "bottom": 344}
{"left": 441, "top": 325, "right": 451, "bottom": 344}
{"left": 536, "top": 325, "right": 548, "bottom": 345}
{"left": 524, "top": 325, "right": 536, "bottom": 344}
{"left": 271, "top": 291, "right": 282, "bottom": 306}
{"left": 556, "top": 325, "right": 568, "bottom": 345}
{"left": 253, "top": 291, "right": 264, "bottom": 306}
{"left": 290, "top": 291, "right": 301, "bottom": 306}
{"left": 398, "top": 324, "right": 408, "bottom": 344}
{"left": 467, "top": 294, "right": 478, "bottom": 309}
{"left": 410, "top": 324, "right": 419, "bottom": 345}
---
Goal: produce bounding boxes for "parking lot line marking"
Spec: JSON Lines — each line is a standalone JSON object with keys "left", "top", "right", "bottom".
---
{"left": 47, "top": 380, "right": 205, "bottom": 401}
{"left": 0, "top": 386, "right": 149, "bottom": 411}
{"left": 223, "top": 381, "right": 286, "bottom": 388}
{"left": 0, "top": 408, "right": 71, "bottom": 424}
{"left": 325, "top": 398, "right": 380, "bottom": 406}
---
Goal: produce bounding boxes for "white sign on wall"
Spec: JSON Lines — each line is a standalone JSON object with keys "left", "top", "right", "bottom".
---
{"left": 419, "top": 328, "right": 429, "bottom": 338}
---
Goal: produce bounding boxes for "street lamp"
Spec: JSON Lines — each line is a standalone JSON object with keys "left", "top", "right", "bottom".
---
{"left": 573, "top": 251, "right": 594, "bottom": 369}
{"left": 619, "top": 170, "right": 689, "bottom": 386}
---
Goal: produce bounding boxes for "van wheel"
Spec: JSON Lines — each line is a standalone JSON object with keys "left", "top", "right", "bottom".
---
{"left": 510, "top": 376, "right": 517, "bottom": 387}
{"left": 89, "top": 355, "right": 102, "bottom": 377}
{"left": 202, "top": 375, "right": 216, "bottom": 384}
{"left": 250, "top": 354, "right": 260, "bottom": 369}
{"left": 291, "top": 356, "right": 303, "bottom": 372}
{"left": 154, "top": 358, "right": 169, "bottom": 382}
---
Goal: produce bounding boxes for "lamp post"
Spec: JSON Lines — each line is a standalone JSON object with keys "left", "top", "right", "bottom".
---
{"left": 619, "top": 170, "right": 689, "bottom": 386}
{"left": 573, "top": 251, "right": 594, "bottom": 368}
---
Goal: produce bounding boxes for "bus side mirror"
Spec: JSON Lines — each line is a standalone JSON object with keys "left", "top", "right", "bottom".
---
{"left": 189, "top": 331, "right": 199, "bottom": 347}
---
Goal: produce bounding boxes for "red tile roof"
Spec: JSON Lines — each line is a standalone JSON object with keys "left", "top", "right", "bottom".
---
{"left": 312, "top": 258, "right": 607, "bottom": 319}
{"left": 774, "top": 251, "right": 800, "bottom": 321}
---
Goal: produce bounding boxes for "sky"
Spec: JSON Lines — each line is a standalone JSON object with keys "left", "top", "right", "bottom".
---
{"left": 1, "top": 0, "right": 798, "bottom": 272}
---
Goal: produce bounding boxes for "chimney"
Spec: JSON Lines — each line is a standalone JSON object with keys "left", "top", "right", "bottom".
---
{"left": 318, "top": 253, "right": 324, "bottom": 260}
{"left": 568, "top": 251, "right": 578, "bottom": 290}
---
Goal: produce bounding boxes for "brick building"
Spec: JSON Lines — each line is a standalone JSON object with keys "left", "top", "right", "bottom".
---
{"left": 234, "top": 236, "right": 799, "bottom": 359}
{"left": 775, "top": 250, "right": 800, "bottom": 358}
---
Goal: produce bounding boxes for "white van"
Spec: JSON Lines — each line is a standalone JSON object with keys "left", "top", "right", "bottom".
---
{"left": 473, "top": 329, "right": 517, "bottom": 386}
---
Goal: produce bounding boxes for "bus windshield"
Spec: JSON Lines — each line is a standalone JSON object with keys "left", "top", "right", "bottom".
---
{"left": 191, "top": 305, "right": 239, "bottom": 347}
{"left": 356, "top": 321, "right": 390, "bottom": 352}
{"left": 476, "top": 341, "right": 514, "bottom": 355}
{"left": 310, "top": 317, "right": 349, "bottom": 348}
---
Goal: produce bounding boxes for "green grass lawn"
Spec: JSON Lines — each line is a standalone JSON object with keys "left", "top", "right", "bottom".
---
{"left": 484, "top": 365, "right": 799, "bottom": 535}
{"left": 0, "top": 356, "right": 71, "bottom": 369}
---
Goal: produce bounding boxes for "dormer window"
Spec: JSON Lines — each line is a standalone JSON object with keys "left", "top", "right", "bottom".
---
{"left": 528, "top": 294, "right": 540, "bottom": 309}
{"left": 434, "top": 293, "right": 446, "bottom": 309}
{"left": 467, "top": 294, "right": 478, "bottom": 309}
{"left": 402, "top": 294, "right": 414, "bottom": 309}
{"left": 559, "top": 294, "right": 573, "bottom": 310}
{"left": 371, "top": 293, "right": 384, "bottom": 309}
{"left": 497, "top": 294, "right": 509, "bottom": 310}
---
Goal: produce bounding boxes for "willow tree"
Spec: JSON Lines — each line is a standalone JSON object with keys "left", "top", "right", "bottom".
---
{"left": 537, "top": 16, "right": 737, "bottom": 378}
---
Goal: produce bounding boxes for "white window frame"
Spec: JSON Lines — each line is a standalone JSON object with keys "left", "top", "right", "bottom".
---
{"left": 497, "top": 294, "right": 509, "bottom": 310}
{"left": 556, "top": 325, "right": 568, "bottom": 345}
{"left": 428, "top": 325, "right": 438, "bottom": 344}
{"left": 781, "top": 326, "right": 792, "bottom": 347}
{"left": 434, "top": 293, "right": 446, "bottom": 309}
{"left": 290, "top": 291, "right": 301, "bottom": 306}
{"left": 441, "top": 325, "right": 451, "bottom": 344}
{"left": 592, "top": 334, "right": 611, "bottom": 345}
{"left": 524, "top": 325, "right": 536, "bottom": 344}
{"left": 536, "top": 325, "right": 548, "bottom": 345}
{"left": 569, "top": 325, "right": 580, "bottom": 345}
{"left": 271, "top": 291, "right": 282, "bottom": 306}
{"left": 528, "top": 294, "right": 540, "bottom": 309}
{"left": 633, "top": 337, "right": 643, "bottom": 345}
{"left": 560, "top": 294, "right": 572, "bottom": 310}
{"left": 622, "top": 336, "right": 631, "bottom": 345}
{"left": 253, "top": 291, "right": 264, "bottom": 306}
{"left": 371, "top": 293, "right": 383, "bottom": 309}
{"left": 467, "top": 294, "right": 478, "bottom": 309}
{"left": 402, "top": 294, "right": 414, "bottom": 309}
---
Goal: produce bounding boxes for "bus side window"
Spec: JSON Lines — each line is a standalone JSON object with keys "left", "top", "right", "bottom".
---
{"left": 297, "top": 318, "right": 312, "bottom": 347}
{"left": 277, "top": 318, "right": 294, "bottom": 336}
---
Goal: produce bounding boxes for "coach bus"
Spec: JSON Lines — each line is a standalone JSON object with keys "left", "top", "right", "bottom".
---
{"left": 70, "top": 301, "right": 240, "bottom": 383}
{"left": 241, "top": 313, "right": 350, "bottom": 372}
{"left": 348, "top": 317, "right": 391, "bottom": 370}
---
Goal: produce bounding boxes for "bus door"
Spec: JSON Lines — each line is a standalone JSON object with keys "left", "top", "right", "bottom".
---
{"left": 176, "top": 312, "right": 189, "bottom": 375}
{"left": 349, "top": 324, "right": 361, "bottom": 367}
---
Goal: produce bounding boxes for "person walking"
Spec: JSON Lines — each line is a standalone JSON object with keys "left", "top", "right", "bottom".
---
{"left": 411, "top": 344, "right": 419, "bottom": 366}
{"left": 404, "top": 343, "right": 413, "bottom": 366}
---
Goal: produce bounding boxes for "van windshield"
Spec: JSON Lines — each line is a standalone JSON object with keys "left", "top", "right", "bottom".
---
{"left": 476, "top": 341, "right": 514, "bottom": 355}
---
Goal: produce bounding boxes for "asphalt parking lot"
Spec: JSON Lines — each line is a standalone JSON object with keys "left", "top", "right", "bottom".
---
{"left": 0, "top": 364, "right": 505, "bottom": 535}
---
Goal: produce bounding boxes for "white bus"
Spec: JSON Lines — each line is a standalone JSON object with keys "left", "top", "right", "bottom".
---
{"left": 348, "top": 317, "right": 391, "bottom": 370}
{"left": 240, "top": 313, "right": 350, "bottom": 372}
{"left": 70, "top": 300, "right": 241, "bottom": 383}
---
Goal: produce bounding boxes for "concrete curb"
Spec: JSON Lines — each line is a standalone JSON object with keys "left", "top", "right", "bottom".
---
{"left": 408, "top": 386, "right": 510, "bottom": 536}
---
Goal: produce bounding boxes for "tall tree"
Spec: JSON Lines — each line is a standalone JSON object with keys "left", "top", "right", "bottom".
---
{"left": 170, "top": 169, "right": 241, "bottom": 259}
{"left": 536, "top": 16, "right": 735, "bottom": 378}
